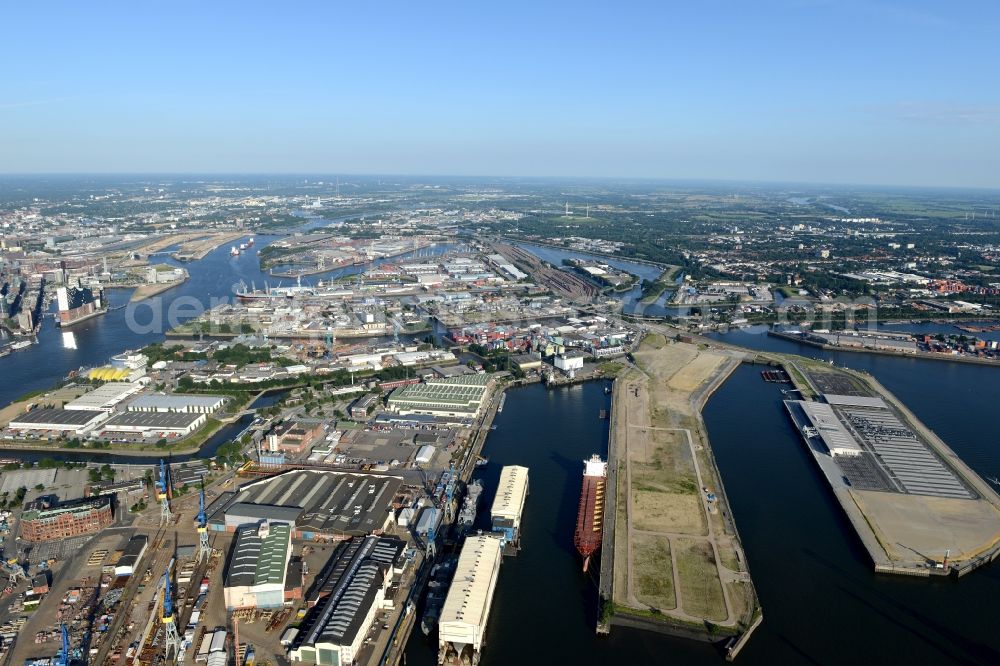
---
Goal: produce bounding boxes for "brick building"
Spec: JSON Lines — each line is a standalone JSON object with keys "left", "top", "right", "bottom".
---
{"left": 20, "top": 496, "right": 114, "bottom": 542}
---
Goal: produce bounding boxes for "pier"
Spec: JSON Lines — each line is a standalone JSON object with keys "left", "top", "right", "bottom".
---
{"left": 781, "top": 359, "right": 1000, "bottom": 577}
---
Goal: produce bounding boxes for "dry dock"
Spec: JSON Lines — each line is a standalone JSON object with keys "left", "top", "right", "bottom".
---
{"left": 782, "top": 360, "right": 1000, "bottom": 576}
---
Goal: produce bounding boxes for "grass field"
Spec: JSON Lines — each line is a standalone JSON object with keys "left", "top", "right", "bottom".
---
{"left": 633, "top": 533, "right": 676, "bottom": 610}
{"left": 629, "top": 426, "right": 706, "bottom": 535}
{"left": 675, "top": 538, "right": 727, "bottom": 621}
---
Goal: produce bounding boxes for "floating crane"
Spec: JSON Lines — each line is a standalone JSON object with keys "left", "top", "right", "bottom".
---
{"left": 196, "top": 477, "right": 210, "bottom": 563}
{"left": 162, "top": 558, "right": 182, "bottom": 662}
{"left": 157, "top": 459, "right": 172, "bottom": 524}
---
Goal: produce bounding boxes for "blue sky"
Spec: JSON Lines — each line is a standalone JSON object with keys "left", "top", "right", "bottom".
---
{"left": 1, "top": 1, "right": 998, "bottom": 187}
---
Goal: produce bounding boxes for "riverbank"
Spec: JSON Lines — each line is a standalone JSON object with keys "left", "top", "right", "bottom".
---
{"left": 605, "top": 334, "right": 761, "bottom": 646}
{"left": 768, "top": 330, "right": 1000, "bottom": 367}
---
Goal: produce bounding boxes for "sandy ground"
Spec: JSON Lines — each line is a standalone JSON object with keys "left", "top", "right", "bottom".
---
{"left": 852, "top": 489, "right": 1000, "bottom": 562}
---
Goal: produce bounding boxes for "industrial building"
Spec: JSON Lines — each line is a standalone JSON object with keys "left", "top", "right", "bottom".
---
{"left": 114, "top": 534, "right": 148, "bottom": 577}
{"left": 386, "top": 374, "right": 491, "bottom": 419}
{"left": 290, "top": 535, "right": 406, "bottom": 665}
{"left": 349, "top": 393, "right": 379, "bottom": 420}
{"left": 101, "top": 410, "right": 206, "bottom": 437}
{"left": 267, "top": 420, "right": 326, "bottom": 454}
{"left": 20, "top": 495, "right": 114, "bottom": 542}
{"left": 794, "top": 400, "right": 864, "bottom": 457}
{"left": 207, "top": 470, "right": 403, "bottom": 540}
{"left": 126, "top": 393, "right": 227, "bottom": 414}
{"left": 7, "top": 408, "right": 109, "bottom": 436}
{"left": 490, "top": 465, "right": 529, "bottom": 548}
{"left": 64, "top": 382, "right": 143, "bottom": 412}
{"left": 511, "top": 353, "right": 543, "bottom": 372}
{"left": 553, "top": 350, "right": 586, "bottom": 374}
{"left": 438, "top": 534, "right": 504, "bottom": 666}
{"left": 224, "top": 521, "right": 293, "bottom": 610}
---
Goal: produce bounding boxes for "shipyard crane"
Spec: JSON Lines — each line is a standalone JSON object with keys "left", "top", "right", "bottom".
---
{"left": 196, "top": 477, "right": 210, "bottom": 563}
{"left": 2, "top": 557, "right": 26, "bottom": 585}
{"left": 425, "top": 521, "right": 437, "bottom": 560}
{"left": 157, "top": 459, "right": 172, "bottom": 524}
{"left": 162, "top": 558, "right": 183, "bottom": 662}
{"left": 57, "top": 623, "right": 69, "bottom": 666}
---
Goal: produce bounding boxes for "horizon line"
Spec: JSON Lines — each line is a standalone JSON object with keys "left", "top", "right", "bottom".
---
{"left": 0, "top": 172, "right": 998, "bottom": 193}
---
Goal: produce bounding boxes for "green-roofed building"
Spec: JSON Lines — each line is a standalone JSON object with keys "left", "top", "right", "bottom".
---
{"left": 224, "top": 521, "right": 293, "bottom": 610}
{"left": 386, "top": 374, "right": 492, "bottom": 419}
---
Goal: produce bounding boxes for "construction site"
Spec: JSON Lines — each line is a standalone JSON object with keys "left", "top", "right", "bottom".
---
{"left": 605, "top": 333, "right": 761, "bottom": 650}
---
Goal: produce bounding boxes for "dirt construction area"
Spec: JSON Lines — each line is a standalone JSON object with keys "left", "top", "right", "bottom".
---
{"left": 611, "top": 334, "right": 757, "bottom": 631}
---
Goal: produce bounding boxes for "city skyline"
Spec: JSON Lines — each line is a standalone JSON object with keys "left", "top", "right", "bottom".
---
{"left": 2, "top": 1, "right": 999, "bottom": 187}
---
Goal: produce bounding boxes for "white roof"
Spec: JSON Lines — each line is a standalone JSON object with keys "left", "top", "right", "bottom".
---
{"left": 414, "top": 445, "right": 435, "bottom": 464}
{"left": 490, "top": 465, "right": 529, "bottom": 523}
{"left": 65, "top": 382, "right": 142, "bottom": 410}
{"left": 127, "top": 394, "right": 226, "bottom": 410}
{"left": 823, "top": 394, "right": 888, "bottom": 408}
{"left": 439, "top": 535, "right": 503, "bottom": 646}
{"left": 798, "top": 401, "right": 864, "bottom": 456}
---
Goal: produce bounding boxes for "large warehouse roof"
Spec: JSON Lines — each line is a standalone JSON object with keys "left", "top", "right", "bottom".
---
{"left": 439, "top": 535, "right": 503, "bottom": 649}
{"left": 491, "top": 465, "right": 529, "bottom": 523}
{"left": 103, "top": 411, "right": 204, "bottom": 430}
{"left": 9, "top": 408, "right": 108, "bottom": 428}
{"left": 64, "top": 382, "right": 142, "bottom": 411}
{"left": 127, "top": 394, "right": 226, "bottom": 411}
{"left": 823, "top": 394, "right": 888, "bottom": 408}
{"left": 797, "top": 401, "right": 864, "bottom": 457}
{"left": 225, "top": 522, "right": 291, "bottom": 588}
{"left": 211, "top": 470, "right": 402, "bottom": 537}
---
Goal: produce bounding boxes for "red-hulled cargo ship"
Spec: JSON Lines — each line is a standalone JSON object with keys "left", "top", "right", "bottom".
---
{"left": 573, "top": 454, "right": 608, "bottom": 572}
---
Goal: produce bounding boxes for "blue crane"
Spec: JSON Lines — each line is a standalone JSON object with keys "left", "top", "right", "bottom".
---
{"left": 162, "top": 558, "right": 182, "bottom": 659}
{"left": 58, "top": 623, "right": 69, "bottom": 666}
{"left": 197, "top": 476, "right": 210, "bottom": 563}
{"left": 197, "top": 480, "right": 207, "bottom": 528}
{"left": 157, "top": 459, "right": 173, "bottom": 524}
{"left": 156, "top": 459, "right": 169, "bottom": 497}
{"left": 163, "top": 562, "right": 174, "bottom": 619}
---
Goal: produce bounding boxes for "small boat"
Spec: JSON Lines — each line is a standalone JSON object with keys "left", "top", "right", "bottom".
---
{"left": 230, "top": 246, "right": 240, "bottom": 256}
{"left": 604, "top": 386, "right": 611, "bottom": 394}
{"left": 475, "top": 457, "right": 489, "bottom": 467}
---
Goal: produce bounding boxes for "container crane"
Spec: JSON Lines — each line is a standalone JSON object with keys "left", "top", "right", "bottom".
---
{"left": 196, "top": 477, "right": 210, "bottom": 563}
